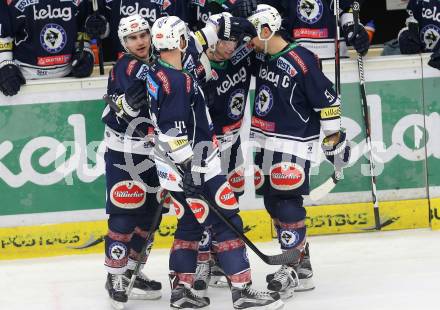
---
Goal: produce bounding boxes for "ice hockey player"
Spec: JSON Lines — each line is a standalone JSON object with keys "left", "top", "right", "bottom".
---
{"left": 193, "top": 12, "right": 256, "bottom": 293}
{"left": 102, "top": 14, "right": 165, "bottom": 309}
{"left": 398, "top": 0, "right": 440, "bottom": 70}
{"left": 99, "top": 0, "right": 188, "bottom": 60}
{"left": 148, "top": 15, "right": 283, "bottom": 309}
{"left": 0, "top": 0, "right": 95, "bottom": 97}
{"left": 265, "top": 0, "right": 370, "bottom": 59}
{"left": 247, "top": 4, "right": 351, "bottom": 298}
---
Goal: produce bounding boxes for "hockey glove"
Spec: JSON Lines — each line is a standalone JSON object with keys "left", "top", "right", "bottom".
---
{"left": 0, "top": 61, "right": 25, "bottom": 96}
{"left": 227, "top": 0, "right": 257, "bottom": 18}
{"left": 116, "top": 79, "right": 149, "bottom": 118}
{"left": 218, "top": 15, "right": 257, "bottom": 43}
{"left": 321, "top": 130, "right": 351, "bottom": 170}
{"left": 71, "top": 48, "right": 95, "bottom": 78}
{"left": 85, "top": 13, "right": 109, "bottom": 39}
{"left": 428, "top": 49, "right": 440, "bottom": 70}
{"left": 398, "top": 20, "right": 422, "bottom": 54}
{"left": 179, "top": 159, "right": 204, "bottom": 199}
{"left": 343, "top": 22, "right": 370, "bottom": 56}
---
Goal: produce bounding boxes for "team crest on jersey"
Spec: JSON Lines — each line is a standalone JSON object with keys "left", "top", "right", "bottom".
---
{"left": 270, "top": 162, "right": 305, "bottom": 191}
{"left": 255, "top": 85, "right": 273, "bottom": 117}
{"left": 187, "top": 198, "right": 210, "bottom": 223}
{"left": 420, "top": 24, "right": 440, "bottom": 51}
{"left": 228, "top": 89, "right": 246, "bottom": 120}
{"left": 297, "top": 0, "right": 324, "bottom": 25}
{"left": 40, "top": 24, "right": 67, "bottom": 54}
{"left": 110, "top": 180, "right": 146, "bottom": 209}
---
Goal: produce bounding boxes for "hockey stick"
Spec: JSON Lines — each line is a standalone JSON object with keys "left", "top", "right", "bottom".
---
{"left": 333, "top": 0, "right": 341, "bottom": 95}
{"left": 126, "top": 193, "right": 164, "bottom": 296}
{"left": 353, "top": 1, "right": 381, "bottom": 230}
{"left": 103, "top": 94, "right": 301, "bottom": 265}
{"left": 309, "top": 0, "right": 344, "bottom": 201}
{"left": 92, "top": 0, "right": 105, "bottom": 75}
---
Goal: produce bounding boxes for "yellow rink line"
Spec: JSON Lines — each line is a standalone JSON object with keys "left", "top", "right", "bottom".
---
{"left": 0, "top": 198, "right": 432, "bottom": 260}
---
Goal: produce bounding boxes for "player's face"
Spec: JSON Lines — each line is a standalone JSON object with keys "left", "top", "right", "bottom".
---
{"left": 215, "top": 40, "right": 238, "bottom": 60}
{"left": 125, "top": 30, "right": 151, "bottom": 59}
{"left": 250, "top": 36, "right": 265, "bottom": 53}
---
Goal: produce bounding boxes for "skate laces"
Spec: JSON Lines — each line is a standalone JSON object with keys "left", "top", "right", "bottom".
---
{"left": 273, "top": 265, "right": 299, "bottom": 287}
{"left": 244, "top": 285, "right": 273, "bottom": 298}
{"left": 111, "top": 274, "right": 126, "bottom": 292}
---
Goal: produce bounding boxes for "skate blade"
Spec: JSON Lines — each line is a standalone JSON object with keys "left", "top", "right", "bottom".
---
{"left": 294, "top": 278, "right": 315, "bottom": 292}
{"left": 109, "top": 298, "right": 125, "bottom": 310}
{"left": 242, "top": 299, "right": 284, "bottom": 310}
{"left": 128, "top": 289, "right": 162, "bottom": 300}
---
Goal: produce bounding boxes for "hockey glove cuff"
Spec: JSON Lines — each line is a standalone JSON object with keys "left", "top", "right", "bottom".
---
{"left": 0, "top": 61, "right": 26, "bottom": 96}
{"left": 322, "top": 130, "right": 352, "bottom": 170}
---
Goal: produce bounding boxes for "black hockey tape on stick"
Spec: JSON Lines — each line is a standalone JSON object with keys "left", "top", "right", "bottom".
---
{"left": 353, "top": 2, "right": 381, "bottom": 230}
{"left": 103, "top": 94, "right": 301, "bottom": 265}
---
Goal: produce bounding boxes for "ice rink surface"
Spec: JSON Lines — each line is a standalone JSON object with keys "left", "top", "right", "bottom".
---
{"left": 1, "top": 228, "right": 439, "bottom": 310}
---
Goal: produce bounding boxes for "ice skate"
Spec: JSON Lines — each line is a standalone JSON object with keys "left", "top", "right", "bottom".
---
{"left": 124, "top": 269, "right": 162, "bottom": 300}
{"left": 231, "top": 284, "right": 284, "bottom": 310}
{"left": 266, "top": 265, "right": 298, "bottom": 299}
{"left": 105, "top": 273, "right": 127, "bottom": 310}
{"left": 170, "top": 284, "right": 211, "bottom": 309}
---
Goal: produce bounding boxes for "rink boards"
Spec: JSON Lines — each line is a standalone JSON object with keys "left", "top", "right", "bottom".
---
{"left": 0, "top": 198, "right": 433, "bottom": 260}
{"left": 1, "top": 53, "right": 440, "bottom": 260}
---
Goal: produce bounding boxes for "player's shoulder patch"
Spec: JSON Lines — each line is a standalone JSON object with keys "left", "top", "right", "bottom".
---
{"left": 230, "top": 43, "right": 254, "bottom": 65}
{"left": 147, "top": 73, "right": 159, "bottom": 100}
{"left": 156, "top": 69, "right": 171, "bottom": 95}
{"left": 136, "top": 64, "right": 150, "bottom": 81}
{"left": 14, "top": 0, "right": 38, "bottom": 12}
{"left": 287, "top": 47, "right": 309, "bottom": 74}
{"left": 126, "top": 59, "right": 139, "bottom": 77}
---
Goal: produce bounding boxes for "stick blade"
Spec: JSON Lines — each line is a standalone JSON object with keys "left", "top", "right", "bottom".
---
{"left": 309, "top": 177, "right": 337, "bottom": 201}
{"left": 265, "top": 249, "right": 301, "bottom": 265}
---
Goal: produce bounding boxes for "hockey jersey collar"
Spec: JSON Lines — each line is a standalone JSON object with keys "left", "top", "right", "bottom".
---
{"left": 268, "top": 42, "right": 298, "bottom": 62}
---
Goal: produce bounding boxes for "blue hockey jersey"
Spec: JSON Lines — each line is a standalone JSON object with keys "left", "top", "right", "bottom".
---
{"left": 103, "top": 53, "right": 153, "bottom": 154}
{"left": 147, "top": 58, "right": 221, "bottom": 190}
{"left": 0, "top": 0, "right": 90, "bottom": 79}
{"left": 104, "top": 0, "right": 188, "bottom": 58}
{"left": 250, "top": 43, "right": 341, "bottom": 162}
{"left": 280, "top": 0, "right": 353, "bottom": 59}
{"left": 407, "top": 0, "right": 440, "bottom": 52}
{"left": 203, "top": 43, "right": 254, "bottom": 150}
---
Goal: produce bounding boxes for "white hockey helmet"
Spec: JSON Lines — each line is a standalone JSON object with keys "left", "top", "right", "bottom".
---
{"left": 118, "top": 14, "right": 150, "bottom": 52}
{"left": 151, "top": 16, "right": 189, "bottom": 52}
{"left": 247, "top": 4, "right": 282, "bottom": 40}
